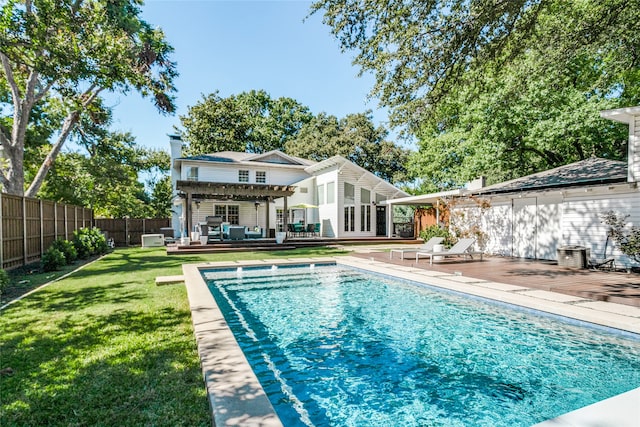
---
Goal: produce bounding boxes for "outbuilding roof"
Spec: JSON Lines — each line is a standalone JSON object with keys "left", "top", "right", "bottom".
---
{"left": 472, "top": 157, "right": 627, "bottom": 195}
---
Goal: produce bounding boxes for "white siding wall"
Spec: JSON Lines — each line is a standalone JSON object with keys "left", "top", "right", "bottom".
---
{"left": 631, "top": 116, "right": 640, "bottom": 182}
{"left": 315, "top": 170, "right": 339, "bottom": 238}
{"left": 562, "top": 189, "right": 639, "bottom": 266}
{"left": 536, "top": 195, "right": 563, "bottom": 260}
{"left": 451, "top": 186, "right": 640, "bottom": 267}
{"left": 181, "top": 162, "right": 310, "bottom": 185}
{"left": 481, "top": 200, "right": 513, "bottom": 256}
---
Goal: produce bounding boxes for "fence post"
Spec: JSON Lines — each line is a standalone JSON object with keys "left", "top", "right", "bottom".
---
{"left": 125, "top": 217, "right": 130, "bottom": 247}
{"left": 54, "top": 202, "right": 58, "bottom": 240}
{"left": 40, "top": 199, "right": 44, "bottom": 255}
{"left": 22, "top": 196, "right": 27, "bottom": 266}
{"left": 64, "top": 205, "right": 68, "bottom": 239}
{"left": 0, "top": 192, "right": 3, "bottom": 270}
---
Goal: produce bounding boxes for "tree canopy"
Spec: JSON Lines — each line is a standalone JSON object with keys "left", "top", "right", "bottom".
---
{"left": 0, "top": 0, "right": 177, "bottom": 197}
{"left": 312, "top": 0, "right": 639, "bottom": 191}
{"left": 311, "top": 0, "right": 639, "bottom": 129}
{"left": 179, "top": 90, "right": 313, "bottom": 155}
{"left": 284, "top": 111, "right": 413, "bottom": 183}
{"left": 39, "top": 130, "right": 171, "bottom": 218}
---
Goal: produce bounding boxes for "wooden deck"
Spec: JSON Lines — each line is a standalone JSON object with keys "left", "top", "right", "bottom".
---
{"left": 352, "top": 251, "right": 640, "bottom": 308}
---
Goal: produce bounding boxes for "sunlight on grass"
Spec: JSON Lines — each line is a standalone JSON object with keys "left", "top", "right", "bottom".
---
{"left": 0, "top": 245, "right": 350, "bottom": 426}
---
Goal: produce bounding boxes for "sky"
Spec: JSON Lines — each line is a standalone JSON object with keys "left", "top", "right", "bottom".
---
{"left": 105, "top": 0, "right": 394, "bottom": 154}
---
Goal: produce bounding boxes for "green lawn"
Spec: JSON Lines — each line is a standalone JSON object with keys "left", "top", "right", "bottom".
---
{"left": 0, "top": 246, "right": 348, "bottom": 426}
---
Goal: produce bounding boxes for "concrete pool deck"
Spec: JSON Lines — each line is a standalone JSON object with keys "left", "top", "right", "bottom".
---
{"left": 181, "top": 256, "right": 640, "bottom": 426}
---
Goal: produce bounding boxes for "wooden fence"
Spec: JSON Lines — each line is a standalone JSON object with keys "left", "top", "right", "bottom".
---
{"left": 94, "top": 218, "right": 171, "bottom": 247}
{"left": 1, "top": 193, "right": 93, "bottom": 270}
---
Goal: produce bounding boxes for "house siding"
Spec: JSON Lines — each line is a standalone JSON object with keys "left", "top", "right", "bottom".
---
{"left": 181, "top": 162, "right": 309, "bottom": 185}
{"left": 451, "top": 186, "right": 639, "bottom": 267}
{"left": 562, "top": 189, "right": 639, "bottom": 266}
{"left": 631, "top": 116, "right": 640, "bottom": 182}
{"left": 315, "top": 170, "right": 339, "bottom": 238}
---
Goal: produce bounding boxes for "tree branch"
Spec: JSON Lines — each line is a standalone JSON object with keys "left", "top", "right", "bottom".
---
{"left": 24, "top": 85, "right": 104, "bottom": 198}
{"left": 0, "top": 53, "right": 22, "bottom": 109}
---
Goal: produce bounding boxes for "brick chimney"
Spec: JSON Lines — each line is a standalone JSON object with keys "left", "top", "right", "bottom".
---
{"left": 601, "top": 106, "right": 640, "bottom": 183}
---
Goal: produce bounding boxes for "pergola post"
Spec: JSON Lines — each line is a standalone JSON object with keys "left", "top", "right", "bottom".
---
{"left": 283, "top": 196, "right": 288, "bottom": 236}
{"left": 186, "top": 192, "right": 192, "bottom": 240}
{"left": 265, "top": 197, "right": 271, "bottom": 237}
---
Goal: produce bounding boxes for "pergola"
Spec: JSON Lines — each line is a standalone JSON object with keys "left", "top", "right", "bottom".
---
{"left": 381, "top": 189, "right": 464, "bottom": 237}
{"left": 175, "top": 180, "right": 296, "bottom": 237}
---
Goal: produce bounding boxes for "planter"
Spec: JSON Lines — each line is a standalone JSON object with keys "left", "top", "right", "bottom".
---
{"left": 275, "top": 232, "right": 286, "bottom": 244}
{"left": 433, "top": 244, "right": 446, "bottom": 261}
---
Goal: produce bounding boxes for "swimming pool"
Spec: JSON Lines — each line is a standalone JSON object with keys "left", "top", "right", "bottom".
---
{"left": 203, "top": 263, "right": 640, "bottom": 426}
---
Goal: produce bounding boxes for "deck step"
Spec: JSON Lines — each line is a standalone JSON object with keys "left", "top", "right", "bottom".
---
{"left": 155, "top": 275, "right": 185, "bottom": 286}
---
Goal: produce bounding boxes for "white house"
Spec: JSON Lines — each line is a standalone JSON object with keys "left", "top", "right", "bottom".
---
{"left": 169, "top": 136, "right": 408, "bottom": 240}
{"left": 386, "top": 106, "right": 640, "bottom": 268}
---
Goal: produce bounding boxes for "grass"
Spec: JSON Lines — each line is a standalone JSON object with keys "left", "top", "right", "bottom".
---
{"left": 0, "top": 245, "right": 349, "bottom": 426}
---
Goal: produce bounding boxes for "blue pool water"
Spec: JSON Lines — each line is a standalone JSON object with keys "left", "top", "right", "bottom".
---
{"left": 204, "top": 264, "right": 640, "bottom": 427}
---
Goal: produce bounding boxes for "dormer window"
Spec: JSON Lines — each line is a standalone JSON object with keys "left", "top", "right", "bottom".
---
{"left": 238, "top": 170, "right": 249, "bottom": 182}
{"left": 187, "top": 167, "right": 198, "bottom": 181}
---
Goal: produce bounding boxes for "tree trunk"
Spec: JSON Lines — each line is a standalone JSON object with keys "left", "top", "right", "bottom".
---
{"left": 1, "top": 142, "right": 25, "bottom": 195}
{"left": 25, "top": 111, "right": 80, "bottom": 198}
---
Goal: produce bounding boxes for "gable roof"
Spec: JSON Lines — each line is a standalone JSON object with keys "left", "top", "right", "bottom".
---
{"left": 176, "top": 150, "right": 315, "bottom": 167}
{"left": 472, "top": 157, "right": 627, "bottom": 195}
{"left": 304, "top": 155, "right": 409, "bottom": 198}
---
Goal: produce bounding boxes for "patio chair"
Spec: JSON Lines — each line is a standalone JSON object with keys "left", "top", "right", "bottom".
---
{"left": 306, "top": 223, "right": 318, "bottom": 237}
{"left": 228, "top": 226, "right": 245, "bottom": 240}
{"left": 390, "top": 237, "right": 445, "bottom": 260}
{"left": 415, "top": 238, "right": 483, "bottom": 265}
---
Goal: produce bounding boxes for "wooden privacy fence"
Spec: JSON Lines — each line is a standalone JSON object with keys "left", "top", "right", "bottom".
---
{"left": 1, "top": 193, "right": 93, "bottom": 270}
{"left": 94, "top": 218, "right": 171, "bottom": 247}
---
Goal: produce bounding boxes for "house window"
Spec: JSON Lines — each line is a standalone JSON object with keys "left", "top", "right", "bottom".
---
{"left": 276, "top": 208, "right": 284, "bottom": 232}
{"left": 344, "top": 206, "right": 355, "bottom": 232}
{"left": 187, "top": 167, "right": 198, "bottom": 181}
{"left": 344, "top": 182, "right": 355, "bottom": 204}
{"left": 214, "top": 204, "right": 240, "bottom": 225}
{"left": 256, "top": 171, "right": 266, "bottom": 183}
{"left": 227, "top": 205, "right": 239, "bottom": 224}
{"left": 238, "top": 170, "right": 249, "bottom": 182}
{"left": 360, "top": 205, "right": 371, "bottom": 232}
{"left": 326, "top": 181, "right": 335, "bottom": 204}
{"left": 317, "top": 184, "right": 325, "bottom": 205}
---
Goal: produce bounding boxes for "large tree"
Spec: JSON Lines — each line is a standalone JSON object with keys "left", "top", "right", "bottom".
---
{"left": 285, "top": 111, "right": 413, "bottom": 183}
{"left": 39, "top": 129, "right": 171, "bottom": 218}
{"left": 409, "top": 2, "right": 637, "bottom": 191}
{"left": 311, "top": 0, "right": 639, "bottom": 129}
{"left": 179, "top": 90, "right": 313, "bottom": 155}
{"left": 312, "top": 0, "right": 639, "bottom": 190}
{"left": 0, "top": 0, "right": 177, "bottom": 197}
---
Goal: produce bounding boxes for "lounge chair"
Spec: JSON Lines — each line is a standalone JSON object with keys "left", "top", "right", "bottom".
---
{"left": 390, "top": 237, "right": 445, "bottom": 260}
{"left": 589, "top": 257, "right": 616, "bottom": 270}
{"left": 415, "top": 238, "right": 483, "bottom": 264}
{"left": 588, "top": 236, "right": 616, "bottom": 271}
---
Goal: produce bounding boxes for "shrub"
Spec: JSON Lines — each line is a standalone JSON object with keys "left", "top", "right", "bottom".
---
{"left": 73, "top": 227, "right": 109, "bottom": 259}
{"left": 42, "top": 247, "right": 66, "bottom": 272}
{"left": 0, "top": 269, "right": 9, "bottom": 296}
{"left": 51, "top": 238, "right": 77, "bottom": 264}
{"left": 419, "top": 224, "right": 454, "bottom": 246}
{"left": 601, "top": 211, "right": 640, "bottom": 263}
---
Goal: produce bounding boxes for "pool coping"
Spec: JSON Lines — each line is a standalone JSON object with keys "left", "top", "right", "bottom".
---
{"left": 182, "top": 256, "right": 640, "bottom": 426}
